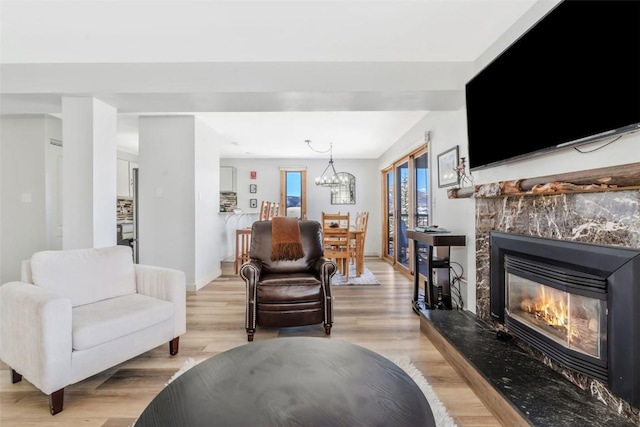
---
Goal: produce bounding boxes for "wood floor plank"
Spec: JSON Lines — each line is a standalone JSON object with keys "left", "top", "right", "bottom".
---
{"left": 0, "top": 257, "right": 502, "bottom": 426}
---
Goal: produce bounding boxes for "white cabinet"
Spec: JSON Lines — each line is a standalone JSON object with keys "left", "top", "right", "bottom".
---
{"left": 117, "top": 159, "right": 138, "bottom": 198}
{"left": 220, "top": 166, "right": 236, "bottom": 192}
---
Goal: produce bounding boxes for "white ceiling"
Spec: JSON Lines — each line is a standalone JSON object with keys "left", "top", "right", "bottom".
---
{"left": 0, "top": 0, "right": 545, "bottom": 158}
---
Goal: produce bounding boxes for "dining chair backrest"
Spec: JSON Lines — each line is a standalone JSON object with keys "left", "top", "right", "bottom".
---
{"left": 355, "top": 211, "right": 369, "bottom": 232}
{"left": 269, "top": 202, "right": 279, "bottom": 218}
{"left": 259, "top": 201, "right": 270, "bottom": 220}
{"left": 349, "top": 212, "right": 369, "bottom": 277}
{"left": 354, "top": 211, "right": 369, "bottom": 244}
{"left": 321, "top": 212, "right": 350, "bottom": 232}
{"left": 259, "top": 201, "right": 280, "bottom": 220}
{"left": 320, "top": 212, "right": 351, "bottom": 279}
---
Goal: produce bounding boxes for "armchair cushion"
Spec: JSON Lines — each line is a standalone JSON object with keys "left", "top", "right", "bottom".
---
{"left": 257, "top": 276, "right": 323, "bottom": 302}
{"left": 30, "top": 246, "right": 136, "bottom": 307}
{"left": 72, "top": 293, "right": 174, "bottom": 351}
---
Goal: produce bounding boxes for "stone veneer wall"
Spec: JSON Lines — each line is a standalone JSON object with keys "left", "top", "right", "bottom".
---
{"left": 220, "top": 191, "right": 237, "bottom": 212}
{"left": 474, "top": 189, "right": 640, "bottom": 422}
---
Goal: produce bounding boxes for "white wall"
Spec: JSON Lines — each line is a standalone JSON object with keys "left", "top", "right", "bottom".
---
{"left": 194, "top": 118, "right": 223, "bottom": 288}
{"left": 220, "top": 157, "right": 381, "bottom": 257}
{"left": 139, "top": 116, "right": 196, "bottom": 285}
{"left": 381, "top": 106, "right": 640, "bottom": 314}
{"left": 139, "top": 116, "right": 225, "bottom": 290}
{"left": 61, "top": 97, "right": 117, "bottom": 249}
{"left": 45, "top": 115, "right": 63, "bottom": 250}
{"left": 1, "top": 116, "right": 50, "bottom": 282}
{"left": 92, "top": 100, "right": 118, "bottom": 247}
{"left": 378, "top": 111, "right": 474, "bottom": 307}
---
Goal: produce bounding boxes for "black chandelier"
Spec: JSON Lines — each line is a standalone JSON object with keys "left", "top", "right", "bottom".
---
{"left": 305, "top": 140, "right": 349, "bottom": 187}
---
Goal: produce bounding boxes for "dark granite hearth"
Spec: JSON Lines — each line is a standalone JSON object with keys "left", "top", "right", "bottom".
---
{"left": 420, "top": 309, "right": 635, "bottom": 427}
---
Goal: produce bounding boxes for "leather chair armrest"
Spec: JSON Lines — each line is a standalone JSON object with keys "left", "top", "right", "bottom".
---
{"left": 314, "top": 258, "right": 337, "bottom": 295}
{"left": 0, "top": 281, "right": 72, "bottom": 394}
{"left": 314, "top": 258, "right": 336, "bottom": 278}
{"left": 240, "top": 260, "right": 262, "bottom": 335}
{"left": 239, "top": 260, "right": 262, "bottom": 285}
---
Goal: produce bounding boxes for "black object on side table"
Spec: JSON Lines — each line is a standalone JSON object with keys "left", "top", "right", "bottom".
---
{"left": 406, "top": 229, "right": 466, "bottom": 312}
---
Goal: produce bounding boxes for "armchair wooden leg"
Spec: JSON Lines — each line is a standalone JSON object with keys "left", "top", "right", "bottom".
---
{"left": 324, "top": 324, "right": 332, "bottom": 335}
{"left": 169, "top": 337, "right": 180, "bottom": 356}
{"left": 247, "top": 329, "right": 255, "bottom": 342}
{"left": 49, "top": 388, "right": 64, "bottom": 415}
{"left": 11, "top": 369, "right": 22, "bottom": 383}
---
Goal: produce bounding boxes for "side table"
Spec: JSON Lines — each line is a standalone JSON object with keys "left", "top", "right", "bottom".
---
{"left": 406, "top": 230, "right": 466, "bottom": 312}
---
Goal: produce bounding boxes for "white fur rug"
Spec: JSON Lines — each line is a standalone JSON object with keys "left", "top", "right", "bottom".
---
{"left": 390, "top": 355, "right": 458, "bottom": 427}
{"left": 168, "top": 355, "right": 457, "bottom": 427}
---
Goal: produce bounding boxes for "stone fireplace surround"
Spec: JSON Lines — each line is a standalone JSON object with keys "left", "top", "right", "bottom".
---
{"left": 419, "top": 163, "right": 640, "bottom": 425}
{"left": 474, "top": 188, "right": 640, "bottom": 423}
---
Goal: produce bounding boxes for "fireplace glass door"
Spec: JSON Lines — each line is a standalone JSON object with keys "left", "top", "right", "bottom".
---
{"left": 506, "top": 273, "right": 605, "bottom": 359}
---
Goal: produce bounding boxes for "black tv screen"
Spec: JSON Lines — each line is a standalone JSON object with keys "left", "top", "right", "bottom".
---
{"left": 465, "top": 0, "right": 640, "bottom": 171}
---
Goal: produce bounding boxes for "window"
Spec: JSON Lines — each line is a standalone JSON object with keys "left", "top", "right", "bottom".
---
{"left": 280, "top": 168, "right": 307, "bottom": 219}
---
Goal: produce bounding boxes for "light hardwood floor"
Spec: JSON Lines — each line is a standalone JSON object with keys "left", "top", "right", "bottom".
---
{"left": 0, "top": 258, "right": 502, "bottom": 426}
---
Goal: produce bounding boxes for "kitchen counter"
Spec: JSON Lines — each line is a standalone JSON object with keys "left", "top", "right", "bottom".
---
{"left": 219, "top": 212, "right": 260, "bottom": 261}
{"left": 218, "top": 211, "right": 259, "bottom": 215}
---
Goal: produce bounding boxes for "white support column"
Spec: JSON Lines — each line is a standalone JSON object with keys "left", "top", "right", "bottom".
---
{"left": 61, "top": 97, "right": 117, "bottom": 249}
{"left": 138, "top": 116, "right": 222, "bottom": 290}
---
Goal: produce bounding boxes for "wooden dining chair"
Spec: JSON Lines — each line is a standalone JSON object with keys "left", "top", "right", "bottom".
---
{"left": 350, "top": 211, "right": 369, "bottom": 277}
{"left": 259, "top": 201, "right": 271, "bottom": 221}
{"left": 237, "top": 200, "right": 276, "bottom": 274}
{"left": 235, "top": 228, "right": 252, "bottom": 274}
{"left": 269, "top": 202, "right": 279, "bottom": 219}
{"left": 321, "top": 212, "right": 351, "bottom": 280}
{"left": 238, "top": 200, "right": 278, "bottom": 275}
{"left": 259, "top": 201, "right": 280, "bottom": 220}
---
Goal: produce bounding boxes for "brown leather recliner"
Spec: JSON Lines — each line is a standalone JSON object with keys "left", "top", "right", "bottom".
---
{"left": 239, "top": 220, "right": 337, "bottom": 341}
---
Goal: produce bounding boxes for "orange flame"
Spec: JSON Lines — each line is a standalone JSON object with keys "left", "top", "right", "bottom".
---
{"left": 523, "top": 285, "right": 580, "bottom": 342}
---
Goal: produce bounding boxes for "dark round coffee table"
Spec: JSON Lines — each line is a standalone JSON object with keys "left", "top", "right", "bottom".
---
{"left": 136, "top": 337, "right": 436, "bottom": 426}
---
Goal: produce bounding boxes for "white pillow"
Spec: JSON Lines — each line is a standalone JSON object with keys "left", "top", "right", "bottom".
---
{"left": 31, "top": 246, "right": 136, "bottom": 307}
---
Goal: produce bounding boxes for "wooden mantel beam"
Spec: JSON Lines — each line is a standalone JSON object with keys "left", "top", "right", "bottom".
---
{"left": 447, "top": 162, "right": 640, "bottom": 199}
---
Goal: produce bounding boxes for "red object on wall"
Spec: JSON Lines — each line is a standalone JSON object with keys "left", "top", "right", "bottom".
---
{"left": 250, "top": 171, "right": 257, "bottom": 179}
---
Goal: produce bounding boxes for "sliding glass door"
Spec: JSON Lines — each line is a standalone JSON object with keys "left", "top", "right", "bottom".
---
{"left": 414, "top": 150, "right": 429, "bottom": 278}
{"left": 383, "top": 169, "right": 395, "bottom": 262}
{"left": 396, "top": 159, "right": 410, "bottom": 271}
{"left": 381, "top": 145, "right": 430, "bottom": 277}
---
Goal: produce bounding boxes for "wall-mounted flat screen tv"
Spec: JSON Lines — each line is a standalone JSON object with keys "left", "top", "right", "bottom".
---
{"left": 465, "top": 0, "right": 640, "bottom": 171}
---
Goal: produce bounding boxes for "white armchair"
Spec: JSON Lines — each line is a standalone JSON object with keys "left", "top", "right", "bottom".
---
{"left": 0, "top": 246, "right": 186, "bottom": 415}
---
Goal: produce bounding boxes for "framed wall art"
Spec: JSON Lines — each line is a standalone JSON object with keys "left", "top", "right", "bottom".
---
{"left": 437, "top": 145, "right": 459, "bottom": 188}
{"left": 249, "top": 184, "right": 257, "bottom": 193}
